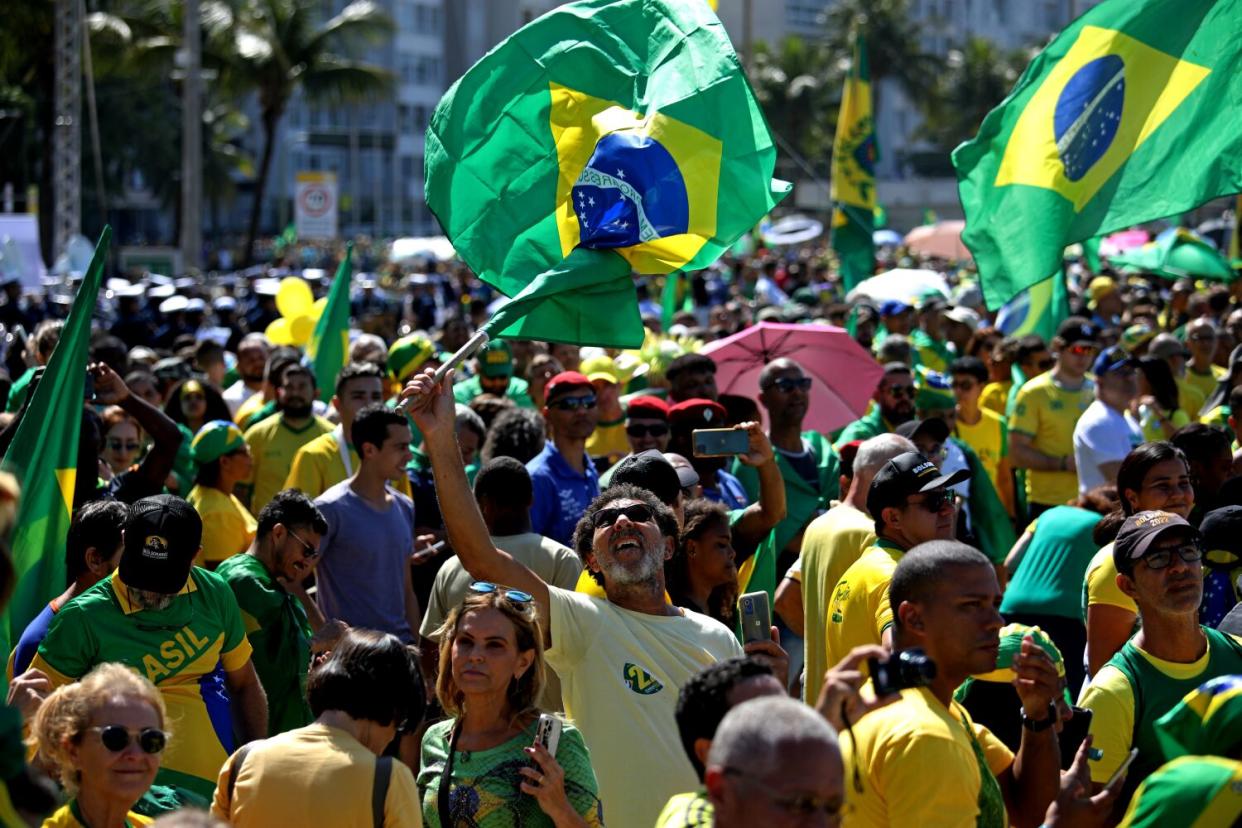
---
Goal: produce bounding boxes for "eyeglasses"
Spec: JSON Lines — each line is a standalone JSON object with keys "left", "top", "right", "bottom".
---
{"left": 912, "top": 489, "right": 957, "bottom": 513}
{"left": 626, "top": 423, "right": 669, "bottom": 438}
{"left": 1189, "top": 333, "right": 1217, "bottom": 342}
{"left": 107, "top": 440, "right": 141, "bottom": 452}
{"left": 286, "top": 526, "right": 319, "bottom": 560}
{"left": 1142, "top": 542, "right": 1203, "bottom": 570}
{"left": 768, "top": 376, "right": 812, "bottom": 393}
{"left": 550, "top": 395, "right": 597, "bottom": 411}
{"left": 469, "top": 581, "right": 533, "bottom": 603}
{"left": 592, "top": 502, "right": 655, "bottom": 529}
{"left": 722, "top": 769, "right": 848, "bottom": 821}
{"left": 1066, "top": 343, "right": 1098, "bottom": 356}
{"left": 884, "top": 384, "right": 915, "bottom": 398}
{"left": 89, "top": 725, "right": 167, "bottom": 755}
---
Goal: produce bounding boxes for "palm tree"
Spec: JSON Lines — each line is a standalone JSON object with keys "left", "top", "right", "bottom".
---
{"left": 921, "top": 37, "right": 1031, "bottom": 152}
{"left": 220, "top": 0, "right": 393, "bottom": 265}
{"left": 749, "top": 36, "right": 839, "bottom": 178}
{"left": 821, "top": 0, "right": 938, "bottom": 115}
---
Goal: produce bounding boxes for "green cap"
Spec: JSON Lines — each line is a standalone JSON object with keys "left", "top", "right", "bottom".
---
{"left": 478, "top": 339, "right": 514, "bottom": 378}
{"left": 388, "top": 334, "right": 435, "bottom": 382}
{"left": 1155, "top": 675, "right": 1242, "bottom": 762}
{"left": 191, "top": 420, "right": 246, "bottom": 464}
{"left": 954, "top": 623, "right": 1071, "bottom": 705}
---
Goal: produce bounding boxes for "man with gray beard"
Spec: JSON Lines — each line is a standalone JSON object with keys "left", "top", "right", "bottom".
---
{"left": 401, "top": 366, "right": 786, "bottom": 828}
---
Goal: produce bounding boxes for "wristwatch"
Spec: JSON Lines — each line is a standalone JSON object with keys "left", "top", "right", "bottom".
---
{"left": 1021, "top": 703, "right": 1058, "bottom": 732}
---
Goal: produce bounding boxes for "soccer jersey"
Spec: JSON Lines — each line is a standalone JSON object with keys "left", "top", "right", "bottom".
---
{"left": 954, "top": 409, "right": 1007, "bottom": 496}
{"left": 1119, "top": 756, "right": 1242, "bottom": 828}
{"left": 979, "top": 380, "right": 1012, "bottom": 417}
{"left": 242, "top": 414, "right": 333, "bottom": 515}
{"left": 31, "top": 568, "right": 253, "bottom": 797}
{"left": 1082, "top": 543, "right": 1136, "bottom": 618}
{"left": 1001, "top": 506, "right": 1102, "bottom": 620}
{"left": 1183, "top": 365, "right": 1225, "bottom": 409}
{"left": 451, "top": 374, "right": 534, "bottom": 408}
{"left": 215, "top": 553, "right": 313, "bottom": 736}
{"left": 1009, "top": 372, "right": 1094, "bottom": 507}
{"left": 656, "top": 791, "right": 713, "bottom": 828}
{"left": 824, "top": 540, "right": 904, "bottom": 671}
{"left": 798, "top": 503, "right": 875, "bottom": 704}
{"left": 187, "top": 484, "right": 256, "bottom": 565}
{"left": 283, "top": 427, "right": 413, "bottom": 501}
{"left": 842, "top": 685, "right": 1014, "bottom": 828}
{"left": 544, "top": 586, "right": 743, "bottom": 828}
{"left": 42, "top": 802, "right": 154, "bottom": 827}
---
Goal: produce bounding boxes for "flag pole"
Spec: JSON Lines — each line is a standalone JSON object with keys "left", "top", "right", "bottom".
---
{"left": 395, "top": 329, "right": 490, "bottom": 413}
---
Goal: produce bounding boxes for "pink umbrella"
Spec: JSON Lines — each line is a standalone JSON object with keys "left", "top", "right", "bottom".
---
{"left": 701, "top": 322, "right": 883, "bottom": 434}
{"left": 1099, "top": 229, "right": 1150, "bottom": 257}
{"left": 903, "top": 220, "right": 971, "bottom": 260}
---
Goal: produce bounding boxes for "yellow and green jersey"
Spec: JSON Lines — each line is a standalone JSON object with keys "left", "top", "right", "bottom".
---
{"left": 242, "top": 414, "right": 333, "bottom": 515}
{"left": 824, "top": 540, "right": 904, "bottom": 672}
{"left": 187, "top": 485, "right": 256, "bottom": 565}
{"left": 1009, "top": 372, "right": 1094, "bottom": 507}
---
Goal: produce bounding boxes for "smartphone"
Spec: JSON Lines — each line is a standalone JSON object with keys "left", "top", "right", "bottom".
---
{"left": 83, "top": 370, "right": 95, "bottom": 402}
{"left": 693, "top": 428, "right": 749, "bottom": 457}
{"left": 1058, "top": 707, "right": 1093, "bottom": 770}
{"left": 738, "top": 591, "right": 772, "bottom": 644}
{"left": 1106, "top": 748, "right": 1140, "bottom": 789}
{"left": 534, "top": 713, "right": 562, "bottom": 757}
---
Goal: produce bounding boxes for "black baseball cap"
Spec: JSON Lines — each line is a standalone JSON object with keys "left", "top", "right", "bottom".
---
{"left": 1199, "top": 506, "right": 1242, "bottom": 555}
{"left": 120, "top": 495, "right": 203, "bottom": 594}
{"left": 866, "top": 451, "right": 970, "bottom": 517}
{"left": 1113, "top": 510, "right": 1199, "bottom": 571}
{"left": 895, "top": 418, "right": 950, "bottom": 445}
{"left": 1055, "top": 318, "right": 1100, "bottom": 346}
{"left": 609, "top": 450, "right": 681, "bottom": 507}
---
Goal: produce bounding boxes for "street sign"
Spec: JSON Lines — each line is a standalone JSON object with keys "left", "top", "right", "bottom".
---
{"left": 295, "top": 171, "right": 339, "bottom": 240}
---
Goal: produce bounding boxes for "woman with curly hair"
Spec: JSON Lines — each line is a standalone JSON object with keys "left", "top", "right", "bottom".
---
{"left": 666, "top": 499, "right": 740, "bottom": 629}
{"left": 419, "top": 583, "right": 603, "bottom": 827}
{"left": 30, "top": 663, "right": 167, "bottom": 827}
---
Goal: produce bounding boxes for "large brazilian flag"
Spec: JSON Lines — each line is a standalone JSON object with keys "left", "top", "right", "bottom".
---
{"left": 307, "top": 241, "right": 352, "bottom": 402}
{"left": 954, "top": 0, "right": 1242, "bottom": 311}
{"left": 994, "top": 271, "right": 1071, "bottom": 342}
{"left": 830, "top": 35, "right": 877, "bottom": 292}
{"left": 424, "top": 0, "right": 789, "bottom": 348}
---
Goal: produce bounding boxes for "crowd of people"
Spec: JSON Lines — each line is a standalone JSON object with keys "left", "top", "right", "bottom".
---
{"left": 2, "top": 233, "right": 1242, "bottom": 828}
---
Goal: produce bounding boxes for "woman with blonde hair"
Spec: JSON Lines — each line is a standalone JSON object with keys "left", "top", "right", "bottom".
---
{"left": 30, "top": 663, "right": 168, "bottom": 827}
{"left": 418, "top": 583, "right": 602, "bottom": 827}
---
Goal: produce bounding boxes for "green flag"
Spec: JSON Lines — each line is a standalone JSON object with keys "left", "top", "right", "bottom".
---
{"left": 660, "top": 271, "right": 692, "bottom": 330}
{"left": 994, "top": 271, "right": 1070, "bottom": 342}
{"left": 830, "top": 36, "right": 876, "bottom": 292}
{"left": 424, "top": 0, "right": 789, "bottom": 348}
{"left": 954, "top": 0, "right": 1242, "bottom": 310}
{"left": 307, "top": 242, "right": 353, "bottom": 402}
{"left": 1, "top": 227, "right": 111, "bottom": 664}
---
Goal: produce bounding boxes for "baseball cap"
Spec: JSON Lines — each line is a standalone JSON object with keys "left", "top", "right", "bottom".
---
{"left": 1092, "top": 346, "right": 1139, "bottom": 378}
{"left": 878, "top": 299, "right": 912, "bottom": 317}
{"left": 544, "top": 371, "right": 592, "bottom": 403}
{"left": 120, "top": 495, "right": 203, "bottom": 594}
{"left": 943, "top": 306, "right": 980, "bottom": 329}
{"left": 581, "top": 354, "right": 619, "bottom": 386}
{"left": 1113, "top": 510, "right": 1199, "bottom": 570}
{"left": 1055, "top": 318, "right": 1099, "bottom": 346}
{"left": 191, "top": 420, "right": 247, "bottom": 464}
{"left": 664, "top": 452, "right": 700, "bottom": 488}
{"left": 1087, "top": 276, "right": 1119, "bottom": 307}
{"left": 954, "top": 623, "right": 1072, "bottom": 706}
{"left": 609, "top": 450, "right": 681, "bottom": 506}
{"left": 388, "top": 334, "right": 435, "bottom": 381}
{"left": 1120, "top": 324, "right": 1156, "bottom": 353}
{"left": 867, "top": 451, "right": 970, "bottom": 517}
{"left": 1199, "top": 506, "right": 1242, "bottom": 557}
{"left": 477, "top": 339, "right": 515, "bottom": 379}
{"left": 895, "top": 418, "right": 950, "bottom": 445}
{"left": 668, "top": 398, "right": 728, "bottom": 429}
{"left": 1148, "top": 333, "right": 1191, "bottom": 361}
{"left": 625, "top": 395, "right": 670, "bottom": 421}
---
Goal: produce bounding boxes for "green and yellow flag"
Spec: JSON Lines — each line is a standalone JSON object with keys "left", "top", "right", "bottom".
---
{"left": 424, "top": 0, "right": 789, "bottom": 348}
{"left": 954, "top": 0, "right": 1242, "bottom": 310}
{"left": 830, "top": 35, "right": 877, "bottom": 292}
{"left": 994, "top": 271, "right": 1071, "bottom": 342}
{"left": 1, "top": 227, "right": 111, "bottom": 665}
{"left": 306, "top": 242, "right": 353, "bottom": 401}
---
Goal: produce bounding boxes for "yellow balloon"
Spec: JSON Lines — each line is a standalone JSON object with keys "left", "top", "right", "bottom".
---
{"left": 276, "top": 277, "right": 313, "bottom": 319}
{"left": 289, "top": 314, "right": 315, "bottom": 346}
{"left": 309, "top": 296, "right": 328, "bottom": 322}
{"left": 265, "top": 317, "right": 293, "bottom": 346}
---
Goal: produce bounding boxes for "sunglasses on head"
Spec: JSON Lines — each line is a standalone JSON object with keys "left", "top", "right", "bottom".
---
{"left": 285, "top": 526, "right": 319, "bottom": 560}
{"left": 469, "top": 581, "right": 533, "bottom": 603}
{"left": 90, "top": 725, "right": 166, "bottom": 755}
{"left": 550, "top": 395, "right": 597, "bottom": 411}
{"left": 912, "top": 489, "right": 957, "bottom": 513}
{"left": 769, "top": 377, "right": 812, "bottom": 393}
{"left": 626, "top": 423, "right": 669, "bottom": 438}
{"left": 592, "top": 502, "right": 655, "bottom": 529}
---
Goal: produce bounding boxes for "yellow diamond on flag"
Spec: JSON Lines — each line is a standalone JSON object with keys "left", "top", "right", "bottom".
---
{"left": 994, "top": 25, "right": 1209, "bottom": 211}
{"left": 55, "top": 467, "right": 77, "bottom": 517}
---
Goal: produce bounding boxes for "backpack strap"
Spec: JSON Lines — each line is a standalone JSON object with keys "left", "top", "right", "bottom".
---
{"left": 227, "top": 743, "right": 254, "bottom": 816}
{"left": 372, "top": 755, "right": 393, "bottom": 828}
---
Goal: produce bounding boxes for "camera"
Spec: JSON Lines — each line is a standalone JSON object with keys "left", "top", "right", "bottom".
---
{"left": 868, "top": 648, "right": 937, "bottom": 697}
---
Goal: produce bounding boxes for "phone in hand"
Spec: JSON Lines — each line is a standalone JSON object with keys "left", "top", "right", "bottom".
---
{"left": 1106, "top": 748, "right": 1139, "bottom": 789}
{"left": 738, "top": 591, "right": 772, "bottom": 644}
{"left": 534, "top": 713, "right": 562, "bottom": 757}
{"left": 693, "top": 428, "right": 749, "bottom": 457}
{"left": 83, "top": 370, "right": 95, "bottom": 402}
{"left": 1058, "top": 706, "right": 1093, "bottom": 770}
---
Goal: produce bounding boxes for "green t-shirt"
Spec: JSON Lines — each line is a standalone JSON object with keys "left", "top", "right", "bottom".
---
{"left": 1000, "top": 505, "right": 1103, "bottom": 620}
{"left": 215, "top": 553, "right": 313, "bottom": 736}
{"left": 31, "top": 568, "right": 253, "bottom": 798}
{"left": 452, "top": 374, "right": 534, "bottom": 408}
{"left": 1120, "top": 756, "right": 1242, "bottom": 828}
{"left": 417, "top": 718, "right": 603, "bottom": 828}
{"left": 732, "top": 430, "right": 839, "bottom": 555}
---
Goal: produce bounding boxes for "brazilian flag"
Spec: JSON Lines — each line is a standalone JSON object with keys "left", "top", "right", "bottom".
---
{"left": 954, "top": 0, "right": 1242, "bottom": 310}
{"left": 830, "top": 36, "right": 877, "bottom": 292}
{"left": 424, "top": 0, "right": 789, "bottom": 348}
{"left": 306, "top": 242, "right": 352, "bottom": 402}
{"left": 994, "top": 271, "right": 1070, "bottom": 342}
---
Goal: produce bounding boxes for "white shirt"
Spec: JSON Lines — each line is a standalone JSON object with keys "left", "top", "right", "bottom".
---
{"left": 1073, "top": 399, "right": 1143, "bottom": 494}
{"left": 222, "top": 380, "right": 259, "bottom": 415}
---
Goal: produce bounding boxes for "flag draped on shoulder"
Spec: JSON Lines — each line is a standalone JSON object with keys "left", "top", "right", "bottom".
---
{"left": 307, "top": 242, "right": 353, "bottom": 401}
{"left": 424, "top": 0, "right": 789, "bottom": 348}
{"left": 1, "top": 227, "right": 111, "bottom": 665}
{"left": 954, "top": 0, "right": 1242, "bottom": 310}
{"left": 830, "top": 35, "right": 877, "bottom": 292}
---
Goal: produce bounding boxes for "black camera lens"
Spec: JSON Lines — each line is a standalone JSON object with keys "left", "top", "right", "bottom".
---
{"left": 893, "top": 648, "right": 937, "bottom": 687}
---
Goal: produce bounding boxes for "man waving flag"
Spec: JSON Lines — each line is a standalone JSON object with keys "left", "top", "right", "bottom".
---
{"left": 954, "top": 0, "right": 1242, "bottom": 310}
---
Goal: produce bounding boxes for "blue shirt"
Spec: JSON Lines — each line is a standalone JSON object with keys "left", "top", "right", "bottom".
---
{"left": 527, "top": 442, "right": 600, "bottom": 547}
{"left": 703, "top": 469, "right": 750, "bottom": 511}
{"left": 9, "top": 601, "right": 56, "bottom": 677}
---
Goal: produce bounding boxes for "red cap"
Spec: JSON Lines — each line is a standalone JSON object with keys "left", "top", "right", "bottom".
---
{"left": 544, "top": 371, "right": 592, "bottom": 403}
{"left": 625, "top": 395, "right": 670, "bottom": 421}
{"left": 668, "top": 398, "right": 728, "bottom": 428}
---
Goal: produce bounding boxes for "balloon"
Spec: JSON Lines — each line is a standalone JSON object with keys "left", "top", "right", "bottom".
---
{"left": 310, "top": 296, "right": 328, "bottom": 322}
{"left": 276, "top": 277, "right": 313, "bottom": 319}
{"left": 289, "top": 314, "right": 315, "bottom": 346}
{"left": 266, "top": 317, "right": 294, "bottom": 346}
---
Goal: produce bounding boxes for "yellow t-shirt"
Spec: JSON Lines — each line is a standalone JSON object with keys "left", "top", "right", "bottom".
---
{"left": 842, "top": 685, "right": 1014, "bottom": 828}
{"left": 954, "top": 408, "right": 1007, "bottom": 493}
{"left": 233, "top": 392, "right": 268, "bottom": 428}
{"left": 284, "top": 429, "right": 412, "bottom": 500}
{"left": 585, "top": 419, "right": 629, "bottom": 467}
{"left": 979, "top": 380, "right": 1012, "bottom": 417}
{"left": 545, "top": 586, "right": 743, "bottom": 828}
{"left": 211, "top": 723, "right": 423, "bottom": 827}
{"left": 1084, "top": 543, "right": 1137, "bottom": 614}
{"left": 798, "top": 503, "right": 876, "bottom": 704}
{"left": 824, "top": 542, "right": 903, "bottom": 671}
{"left": 42, "top": 803, "right": 154, "bottom": 827}
{"left": 1184, "top": 364, "right": 1225, "bottom": 406}
{"left": 1176, "top": 377, "right": 1206, "bottom": 422}
{"left": 1009, "top": 372, "right": 1095, "bottom": 507}
{"left": 242, "top": 414, "right": 333, "bottom": 515}
{"left": 188, "top": 484, "right": 257, "bottom": 564}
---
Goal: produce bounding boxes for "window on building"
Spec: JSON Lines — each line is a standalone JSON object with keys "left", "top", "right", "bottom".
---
{"left": 427, "top": 4, "right": 441, "bottom": 33}
{"left": 397, "top": 0, "right": 415, "bottom": 31}
{"left": 415, "top": 3, "right": 426, "bottom": 31}
{"left": 413, "top": 105, "right": 427, "bottom": 131}
{"left": 400, "top": 56, "right": 416, "bottom": 85}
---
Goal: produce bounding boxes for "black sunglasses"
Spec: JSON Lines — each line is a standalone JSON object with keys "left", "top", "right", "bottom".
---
{"left": 592, "top": 502, "right": 655, "bottom": 529}
{"left": 550, "top": 395, "right": 597, "bottom": 411}
{"left": 885, "top": 384, "right": 916, "bottom": 398}
{"left": 768, "top": 377, "right": 812, "bottom": 393}
{"left": 912, "top": 489, "right": 957, "bottom": 513}
{"left": 626, "top": 423, "right": 669, "bottom": 438}
{"left": 90, "top": 725, "right": 167, "bottom": 755}
{"left": 286, "top": 526, "right": 319, "bottom": 560}
{"left": 469, "top": 581, "right": 533, "bottom": 603}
